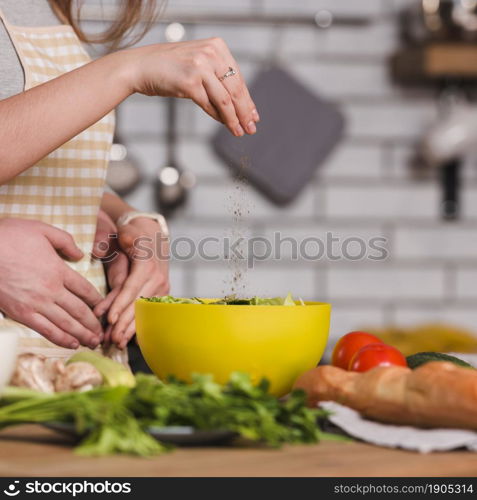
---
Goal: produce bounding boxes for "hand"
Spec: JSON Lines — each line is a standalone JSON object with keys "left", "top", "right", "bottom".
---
{"left": 0, "top": 219, "right": 104, "bottom": 349}
{"left": 123, "top": 37, "right": 260, "bottom": 137}
{"left": 94, "top": 217, "right": 169, "bottom": 349}
{"left": 92, "top": 210, "right": 129, "bottom": 343}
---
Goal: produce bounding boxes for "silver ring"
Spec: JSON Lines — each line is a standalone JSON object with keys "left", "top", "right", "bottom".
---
{"left": 219, "top": 66, "right": 236, "bottom": 82}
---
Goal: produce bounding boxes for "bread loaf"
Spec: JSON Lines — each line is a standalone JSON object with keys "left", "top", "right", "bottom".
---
{"left": 294, "top": 362, "right": 477, "bottom": 430}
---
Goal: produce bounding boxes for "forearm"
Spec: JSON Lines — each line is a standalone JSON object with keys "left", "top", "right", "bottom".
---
{"left": 0, "top": 50, "right": 135, "bottom": 182}
{"left": 100, "top": 192, "right": 135, "bottom": 224}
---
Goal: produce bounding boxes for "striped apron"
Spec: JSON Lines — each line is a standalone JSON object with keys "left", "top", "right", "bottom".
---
{"left": 0, "top": 7, "right": 119, "bottom": 360}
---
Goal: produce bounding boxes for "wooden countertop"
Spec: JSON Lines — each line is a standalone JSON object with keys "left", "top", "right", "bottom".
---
{"left": 1, "top": 425, "right": 477, "bottom": 477}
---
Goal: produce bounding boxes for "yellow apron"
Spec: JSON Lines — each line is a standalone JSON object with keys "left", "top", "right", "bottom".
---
{"left": 0, "top": 8, "right": 121, "bottom": 361}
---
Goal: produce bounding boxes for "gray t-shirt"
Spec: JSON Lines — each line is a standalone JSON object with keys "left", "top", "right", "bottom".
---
{"left": 0, "top": 0, "right": 61, "bottom": 100}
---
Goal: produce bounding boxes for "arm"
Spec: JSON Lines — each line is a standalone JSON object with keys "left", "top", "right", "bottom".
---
{"left": 100, "top": 191, "right": 134, "bottom": 224}
{"left": 0, "top": 39, "right": 259, "bottom": 182}
{"left": 0, "top": 51, "right": 130, "bottom": 179}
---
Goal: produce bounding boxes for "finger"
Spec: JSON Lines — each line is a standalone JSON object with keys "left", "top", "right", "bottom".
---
{"left": 190, "top": 85, "right": 222, "bottom": 123}
{"left": 203, "top": 75, "right": 245, "bottom": 137}
{"left": 56, "top": 289, "right": 104, "bottom": 337}
{"left": 110, "top": 271, "right": 166, "bottom": 347}
{"left": 218, "top": 66, "right": 258, "bottom": 134}
{"left": 157, "top": 239, "right": 170, "bottom": 285}
{"left": 94, "top": 286, "right": 121, "bottom": 318}
{"left": 93, "top": 235, "right": 115, "bottom": 260}
{"left": 93, "top": 228, "right": 120, "bottom": 262}
{"left": 107, "top": 271, "right": 145, "bottom": 325}
{"left": 63, "top": 266, "right": 103, "bottom": 308}
{"left": 39, "top": 303, "right": 101, "bottom": 349}
{"left": 42, "top": 225, "right": 84, "bottom": 261}
{"left": 103, "top": 324, "right": 113, "bottom": 347}
{"left": 106, "top": 252, "right": 129, "bottom": 289}
{"left": 209, "top": 38, "right": 259, "bottom": 124}
{"left": 95, "top": 210, "right": 116, "bottom": 237}
{"left": 23, "top": 312, "right": 80, "bottom": 350}
{"left": 94, "top": 252, "right": 129, "bottom": 318}
{"left": 111, "top": 302, "right": 136, "bottom": 347}
{"left": 120, "top": 319, "right": 137, "bottom": 350}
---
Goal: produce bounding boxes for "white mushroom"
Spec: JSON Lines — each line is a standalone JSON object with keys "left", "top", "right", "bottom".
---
{"left": 10, "top": 353, "right": 56, "bottom": 393}
{"left": 54, "top": 362, "right": 103, "bottom": 392}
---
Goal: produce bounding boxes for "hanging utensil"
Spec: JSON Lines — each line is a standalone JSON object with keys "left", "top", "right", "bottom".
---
{"left": 106, "top": 131, "right": 142, "bottom": 196}
{"left": 155, "top": 22, "right": 196, "bottom": 215}
{"left": 416, "top": 87, "right": 477, "bottom": 220}
{"left": 107, "top": 104, "right": 141, "bottom": 196}
{"left": 155, "top": 97, "right": 196, "bottom": 214}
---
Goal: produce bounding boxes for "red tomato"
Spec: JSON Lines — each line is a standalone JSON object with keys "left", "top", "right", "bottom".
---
{"left": 349, "top": 343, "right": 407, "bottom": 372}
{"left": 331, "top": 331, "right": 383, "bottom": 370}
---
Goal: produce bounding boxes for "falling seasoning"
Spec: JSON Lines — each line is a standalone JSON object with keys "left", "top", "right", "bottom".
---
{"left": 223, "top": 156, "right": 252, "bottom": 297}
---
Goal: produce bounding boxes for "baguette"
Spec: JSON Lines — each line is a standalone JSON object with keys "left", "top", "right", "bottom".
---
{"left": 294, "top": 361, "right": 477, "bottom": 430}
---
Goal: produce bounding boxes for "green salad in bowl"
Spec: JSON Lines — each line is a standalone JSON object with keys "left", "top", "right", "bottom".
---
{"left": 143, "top": 292, "right": 305, "bottom": 306}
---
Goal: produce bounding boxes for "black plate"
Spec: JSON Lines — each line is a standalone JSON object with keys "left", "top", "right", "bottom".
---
{"left": 44, "top": 422, "right": 237, "bottom": 446}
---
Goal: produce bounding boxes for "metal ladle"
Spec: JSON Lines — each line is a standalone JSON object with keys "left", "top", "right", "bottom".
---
{"left": 155, "top": 22, "right": 196, "bottom": 215}
{"left": 106, "top": 133, "right": 142, "bottom": 196}
{"left": 106, "top": 105, "right": 142, "bottom": 196}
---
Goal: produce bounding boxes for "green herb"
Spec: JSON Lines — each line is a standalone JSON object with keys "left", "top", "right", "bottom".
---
{"left": 143, "top": 292, "right": 302, "bottom": 306}
{"left": 129, "top": 372, "right": 325, "bottom": 447}
{"left": 0, "top": 372, "right": 327, "bottom": 457}
{"left": 0, "top": 386, "right": 165, "bottom": 456}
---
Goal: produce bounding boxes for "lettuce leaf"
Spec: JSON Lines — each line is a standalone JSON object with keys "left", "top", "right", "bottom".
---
{"left": 142, "top": 293, "right": 303, "bottom": 306}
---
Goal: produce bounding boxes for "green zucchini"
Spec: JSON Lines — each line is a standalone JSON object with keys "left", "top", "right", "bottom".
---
{"left": 406, "top": 352, "right": 474, "bottom": 370}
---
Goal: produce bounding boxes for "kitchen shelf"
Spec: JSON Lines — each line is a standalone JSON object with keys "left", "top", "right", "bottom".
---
{"left": 81, "top": 5, "right": 371, "bottom": 28}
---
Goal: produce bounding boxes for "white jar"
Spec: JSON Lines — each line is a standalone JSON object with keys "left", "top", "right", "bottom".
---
{"left": 0, "top": 325, "right": 19, "bottom": 394}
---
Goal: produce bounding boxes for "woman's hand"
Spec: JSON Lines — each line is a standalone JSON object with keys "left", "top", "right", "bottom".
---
{"left": 124, "top": 37, "right": 260, "bottom": 137}
{"left": 94, "top": 217, "right": 169, "bottom": 349}
{"left": 92, "top": 209, "right": 130, "bottom": 317}
{"left": 92, "top": 210, "right": 129, "bottom": 343}
{"left": 0, "top": 219, "right": 104, "bottom": 349}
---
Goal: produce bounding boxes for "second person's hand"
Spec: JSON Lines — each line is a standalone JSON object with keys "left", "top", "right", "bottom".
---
{"left": 0, "top": 219, "right": 104, "bottom": 349}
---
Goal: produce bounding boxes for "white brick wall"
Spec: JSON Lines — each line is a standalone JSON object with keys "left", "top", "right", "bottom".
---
{"left": 117, "top": 96, "right": 166, "bottom": 138}
{"left": 390, "top": 305, "right": 477, "bottom": 332}
{"left": 345, "top": 102, "right": 437, "bottom": 140}
{"left": 184, "top": 183, "right": 317, "bottom": 219}
{"left": 100, "top": 0, "right": 477, "bottom": 341}
{"left": 258, "top": 222, "right": 387, "bottom": 260}
{"left": 319, "top": 143, "right": 383, "bottom": 179}
{"left": 327, "top": 265, "right": 446, "bottom": 302}
{"left": 193, "top": 262, "right": 319, "bottom": 299}
{"left": 395, "top": 225, "right": 477, "bottom": 260}
{"left": 325, "top": 184, "right": 440, "bottom": 219}
{"left": 193, "top": 25, "right": 275, "bottom": 55}
{"left": 455, "top": 268, "right": 477, "bottom": 300}
{"left": 288, "top": 60, "right": 393, "bottom": 98}
{"left": 176, "top": 139, "right": 232, "bottom": 181}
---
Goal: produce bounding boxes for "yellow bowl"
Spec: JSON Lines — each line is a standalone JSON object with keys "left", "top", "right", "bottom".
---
{"left": 135, "top": 298, "right": 331, "bottom": 397}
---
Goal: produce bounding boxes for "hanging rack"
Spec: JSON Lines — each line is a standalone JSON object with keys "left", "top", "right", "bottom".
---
{"left": 81, "top": 6, "right": 372, "bottom": 28}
